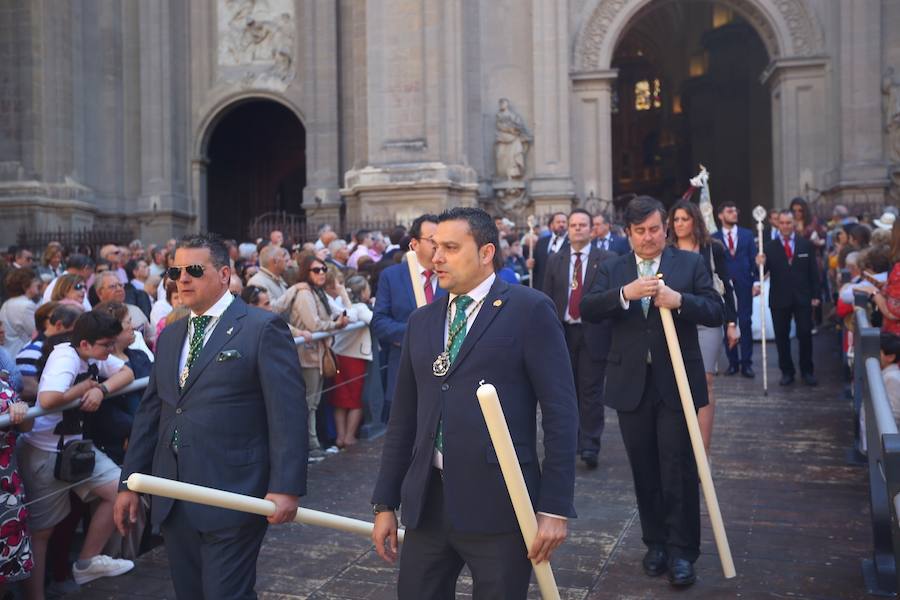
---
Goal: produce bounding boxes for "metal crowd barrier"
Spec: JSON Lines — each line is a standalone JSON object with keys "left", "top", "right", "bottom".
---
{"left": 853, "top": 304, "right": 900, "bottom": 595}
{"left": 0, "top": 321, "right": 372, "bottom": 430}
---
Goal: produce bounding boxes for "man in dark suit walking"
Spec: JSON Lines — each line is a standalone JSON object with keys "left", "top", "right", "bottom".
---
{"left": 372, "top": 214, "right": 445, "bottom": 418}
{"left": 544, "top": 209, "right": 615, "bottom": 468}
{"left": 757, "top": 209, "right": 821, "bottom": 386}
{"left": 371, "top": 207, "right": 578, "bottom": 599}
{"left": 114, "top": 234, "right": 308, "bottom": 600}
{"left": 526, "top": 212, "right": 568, "bottom": 290}
{"left": 713, "top": 202, "right": 760, "bottom": 377}
{"left": 581, "top": 196, "right": 722, "bottom": 587}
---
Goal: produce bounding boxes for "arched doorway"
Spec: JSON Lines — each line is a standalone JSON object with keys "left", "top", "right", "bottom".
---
{"left": 204, "top": 99, "right": 306, "bottom": 239}
{"left": 610, "top": 2, "right": 772, "bottom": 219}
{"left": 572, "top": 0, "right": 828, "bottom": 222}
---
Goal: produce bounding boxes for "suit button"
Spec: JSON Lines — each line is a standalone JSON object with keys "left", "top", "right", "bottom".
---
{"left": 175, "top": 408, "right": 183, "bottom": 414}
{"left": 441, "top": 383, "right": 449, "bottom": 392}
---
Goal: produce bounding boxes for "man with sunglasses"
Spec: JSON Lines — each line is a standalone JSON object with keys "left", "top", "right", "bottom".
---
{"left": 115, "top": 233, "right": 308, "bottom": 600}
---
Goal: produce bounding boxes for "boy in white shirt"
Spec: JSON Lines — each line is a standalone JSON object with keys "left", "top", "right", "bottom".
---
{"left": 18, "top": 311, "right": 136, "bottom": 598}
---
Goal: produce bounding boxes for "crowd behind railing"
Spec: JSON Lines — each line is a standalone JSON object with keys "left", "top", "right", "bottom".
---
{"left": 0, "top": 201, "right": 898, "bottom": 596}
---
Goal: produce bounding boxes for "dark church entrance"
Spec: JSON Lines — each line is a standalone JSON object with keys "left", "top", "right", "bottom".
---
{"left": 611, "top": 1, "right": 773, "bottom": 225}
{"left": 206, "top": 99, "right": 306, "bottom": 240}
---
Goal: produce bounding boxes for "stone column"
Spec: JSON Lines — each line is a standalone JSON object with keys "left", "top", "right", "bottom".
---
{"left": 763, "top": 57, "right": 829, "bottom": 207}
{"left": 342, "top": 0, "right": 477, "bottom": 224}
{"left": 529, "top": 0, "right": 574, "bottom": 214}
{"left": 137, "top": 0, "right": 191, "bottom": 233}
{"left": 571, "top": 70, "right": 617, "bottom": 209}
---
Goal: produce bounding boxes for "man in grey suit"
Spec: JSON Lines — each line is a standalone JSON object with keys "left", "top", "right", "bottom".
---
{"left": 114, "top": 234, "right": 308, "bottom": 600}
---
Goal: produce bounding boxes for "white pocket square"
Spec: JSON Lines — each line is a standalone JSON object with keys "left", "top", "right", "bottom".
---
{"left": 797, "top": 253, "right": 809, "bottom": 258}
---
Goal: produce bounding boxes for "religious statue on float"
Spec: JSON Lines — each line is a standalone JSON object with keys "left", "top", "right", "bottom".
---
{"left": 494, "top": 98, "right": 532, "bottom": 180}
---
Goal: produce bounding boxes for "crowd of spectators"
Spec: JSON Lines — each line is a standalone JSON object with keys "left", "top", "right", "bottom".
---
{"left": 0, "top": 200, "right": 896, "bottom": 597}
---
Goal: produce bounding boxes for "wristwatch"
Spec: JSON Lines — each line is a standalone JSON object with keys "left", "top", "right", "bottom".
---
{"left": 372, "top": 503, "right": 395, "bottom": 515}
{"left": 99, "top": 383, "right": 110, "bottom": 397}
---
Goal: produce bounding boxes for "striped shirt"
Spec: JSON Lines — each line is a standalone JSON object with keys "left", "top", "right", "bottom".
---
{"left": 15, "top": 337, "right": 44, "bottom": 377}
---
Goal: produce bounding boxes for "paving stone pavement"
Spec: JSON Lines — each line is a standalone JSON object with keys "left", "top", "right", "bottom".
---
{"left": 69, "top": 334, "right": 870, "bottom": 599}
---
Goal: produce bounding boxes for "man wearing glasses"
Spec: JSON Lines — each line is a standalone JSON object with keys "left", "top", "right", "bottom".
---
{"left": 115, "top": 233, "right": 308, "bottom": 600}
{"left": 95, "top": 270, "right": 153, "bottom": 352}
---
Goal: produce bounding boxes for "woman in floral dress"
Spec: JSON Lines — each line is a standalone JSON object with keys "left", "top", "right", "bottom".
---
{"left": 0, "top": 370, "right": 33, "bottom": 589}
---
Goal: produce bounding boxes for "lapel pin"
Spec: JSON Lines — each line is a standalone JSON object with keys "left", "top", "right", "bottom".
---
{"left": 226, "top": 326, "right": 234, "bottom": 335}
{"left": 493, "top": 299, "right": 503, "bottom": 307}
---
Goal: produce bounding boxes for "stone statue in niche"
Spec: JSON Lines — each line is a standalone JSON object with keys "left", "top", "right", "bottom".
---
{"left": 494, "top": 98, "right": 532, "bottom": 180}
{"left": 218, "top": 0, "right": 294, "bottom": 85}
{"left": 882, "top": 67, "right": 900, "bottom": 163}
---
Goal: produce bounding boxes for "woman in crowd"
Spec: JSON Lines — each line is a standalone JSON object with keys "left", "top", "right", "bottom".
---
{"left": 0, "top": 368, "right": 33, "bottom": 593}
{"left": 329, "top": 275, "right": 373, "bottom": 448}
{"left": 0, "top": 268, "right": 40, "bottom": 356}
{"left": 870, "top": 218, "right": 900, "bottom": 335}
{"left": 50, "top": 273, "right": 87, "bottom": 307}
{"left": 85, "top": 301, "right": 153, "bottom": 464}
{"left": 38, "top": 244, "right": 64, "bottom": 280}
{"left": 668, "top": 199, "right": 737, "bottom": 454}
{"left": 282, "top": 255, "right": 349, "bottom": 462}
{"left": 241, "top": 285, "right": 271, "bottom": 311}
{"left": 151, "top": 280, "right": 178, "bottom": 340}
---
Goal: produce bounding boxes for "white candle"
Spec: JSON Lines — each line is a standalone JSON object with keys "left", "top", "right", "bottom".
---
{"left": 126, "top": 473, "right": 404, "bottom": 541}
{"left": 476, "top": 384, "right": 561, "bottom": 600}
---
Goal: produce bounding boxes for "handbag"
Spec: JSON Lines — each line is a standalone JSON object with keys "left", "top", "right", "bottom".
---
{"left": 54, "top": 435, "right": 95, "bottom": 483}
{"left": 708, "top": 246, "right": 726, "bottom": 296}
{"left": 321, "top": 342, "right": 339, "bottom": 378}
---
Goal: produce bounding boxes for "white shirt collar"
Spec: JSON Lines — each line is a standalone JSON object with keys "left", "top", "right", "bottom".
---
{"left": 722, "top": 225, "right": 735, "bottom": 234}
{"left": 570, "top": 246, "right": 589, "bottom": 260}
{"left": 191, "top": 289, "right": 234, "bottom": 320}
{"left": 448, "top": 272, "right": 496, "bottom": 307}
{"left": 634, "top": 252, "right": 662, "bottom": 270}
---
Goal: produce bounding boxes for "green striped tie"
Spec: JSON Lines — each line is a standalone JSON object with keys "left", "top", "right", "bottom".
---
{"left": 434, "top": 295, "right": 474, "bottom": 455}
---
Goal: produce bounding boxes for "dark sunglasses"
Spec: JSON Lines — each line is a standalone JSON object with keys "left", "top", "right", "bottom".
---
{"left": 73, "top": 283, "right": 85, "bottom": 291}
{"left": 309, "top": 267, "right": 327, "bottom": 274}
{"left": 167, "top": 264, "right": 206, "bottom": 279}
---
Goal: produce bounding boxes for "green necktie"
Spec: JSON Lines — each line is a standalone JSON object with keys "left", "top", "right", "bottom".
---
{"left": 434, "top": 295, "right": 475, "bottom": 455}
{"left": 173, "top": 315, "right": 213, "bottom": 452}
{"left": 639, "top": 259, "right": 654, "bottom": 316}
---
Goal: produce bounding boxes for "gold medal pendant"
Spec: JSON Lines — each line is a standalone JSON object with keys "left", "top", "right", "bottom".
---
{"left": 432, "top": 352, "right": 451, "bottom": 377}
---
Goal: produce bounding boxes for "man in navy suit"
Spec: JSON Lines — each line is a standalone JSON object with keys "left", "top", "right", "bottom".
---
{"left": 713, "top": 202, "right": 759, "bottom": 377}
{"left": 372, "top": 214, "right": 445, "bottom": 420}
{"left": 757, "top": 210, "right": 821, "bottom": 386}
{"left": 371, "top": 207, "right": 578, "bottom": 599}
{"left": 526, "top": 212, "right": 568, "bottom": 290}
{"left": 115, "top": 234, "right": 308, "bottom": 600}
{"left": 545, "top": 209, "right": 616, "bottom": 468}
{"left": 591, "top": 211, "right": 625, "bottom": 254}
{"left": 581, "top": 196, "right": 722, "bottom": 587}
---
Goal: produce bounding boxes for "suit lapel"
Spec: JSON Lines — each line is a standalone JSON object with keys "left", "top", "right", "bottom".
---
{"left": 429, "top": 295, "right": 450, "bottom": 368}
{"left": 445, "top": 278, "right": 509, "bottom": 379}
{"left": 179, "top": 299, "right": 246, "bottom": 399}
{"left": 168, "top": 316, "right": 190, "bottom": 391}
{"left": 584, "top": 248, "right": 604, "bottom": 291}
{"left": 403, "top": 268, "right": 417, "bottom": 309}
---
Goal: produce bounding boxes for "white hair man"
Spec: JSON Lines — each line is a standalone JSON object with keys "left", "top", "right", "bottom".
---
{"left": 247, "top": 245, "right": 289, "bottom": 302}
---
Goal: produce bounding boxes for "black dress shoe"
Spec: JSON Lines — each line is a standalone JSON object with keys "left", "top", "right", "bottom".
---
{"left": 642, "top": 548, "right": 668, "bottom": 577}
{"left": 741, "top": 365, "right": 755, "bottom": 378}
{"left": 725, "top": 364, "right": 739, "bottom": 375}
{"left": 581, "top": 450, "right": 599, "bottom": 469}
{"left": 802, "top": 373, "right": 818, "bottom": 386}
{"left": 667, "top": 558, "right": 696, "bottom": 587}
{"left": 779, "top": 374, "right": 794, "bottom": 386}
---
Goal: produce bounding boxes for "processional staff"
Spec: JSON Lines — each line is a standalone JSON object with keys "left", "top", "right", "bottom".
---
{"left": 752, "top": 205, "right": 769, "bottom": 396}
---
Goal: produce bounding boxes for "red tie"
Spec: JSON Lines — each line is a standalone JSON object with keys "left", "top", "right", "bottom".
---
{"left": 423, "top": 270, "right": 435, "bottom": 304}
{"left": 783, "top": 238, "right": 793, "bottom": 263}
{"left": 727, "top": 230, "right": 735, "bottom": 254}
{"left": 568, "top": 253, "right": 583, "bottom": 320}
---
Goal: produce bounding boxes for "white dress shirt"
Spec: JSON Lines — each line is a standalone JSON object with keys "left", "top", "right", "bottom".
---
{"left": 721, "top": 225, "right": 736, "bottom": 254}
{"left": 548, "top": 233, "right": 567, "bottom": 254}
{"left": 419, "top": 264, "right": 438, "bottom": 297}
{"left": 565, "top": 248, "right": 589, "bottom": 323}
{"left": 178, "top": 290, "right": 235, "bottom": 375}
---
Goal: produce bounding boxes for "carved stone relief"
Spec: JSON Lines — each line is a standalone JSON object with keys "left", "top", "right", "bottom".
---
{"left": 492, "top": 98, "right": 533, "bottom": 218}
{"left": 218, "top": 0, "right": 295, "bottom": 87}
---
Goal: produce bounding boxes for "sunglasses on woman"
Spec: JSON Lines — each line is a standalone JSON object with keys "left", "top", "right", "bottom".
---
{"left": 309, "top": 267, "right": 327, "bottom": 274}
{"left": 73, "top": 283, "right": 85, "bottom": 291}
{"left": 166, "top": 264, "right": 206, "bottom": 280}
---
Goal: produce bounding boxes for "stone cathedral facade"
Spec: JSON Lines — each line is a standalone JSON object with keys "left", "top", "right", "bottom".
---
{"left": 0, "top": 0, "right": 897, "bottom": 242}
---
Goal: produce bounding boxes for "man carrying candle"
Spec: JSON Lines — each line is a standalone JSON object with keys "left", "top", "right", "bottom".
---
{"left": 371, "top": 207, "right": 578, "bottom": 599}
{"left": 580, "top": 196, "right": 722, "bottom": 587}
{"left": 113, "top": 233, "right": 308, "bottom": 600}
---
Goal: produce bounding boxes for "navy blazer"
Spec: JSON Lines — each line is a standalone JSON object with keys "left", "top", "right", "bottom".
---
{"left": 371, "top": 262, "right": 447, "bottom": 401}
{"left": 763, "top": 236, "right": 821, "bottom": 309}
{"left": 121, "top": 297, "right": 308, "bottom": 531}
{"left": 543, "top": 246, "right": 615, "bottom": 361}
{"left": 712, "top": 227, "right": 757, "bottom": 289}
{"left": 530, "top": 235, "right": 568, "bottom": 291}
{"left": 580, "top": 248, "right": 723, "bottom": 412}
{"left": 371, "top": 278, "right": 578, "bottom": 533}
